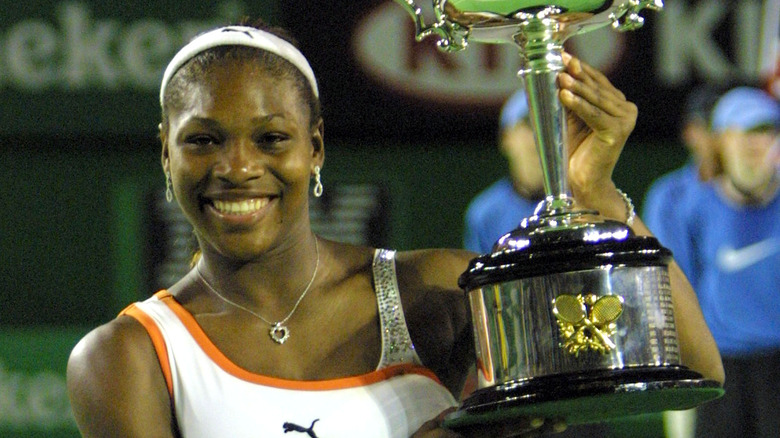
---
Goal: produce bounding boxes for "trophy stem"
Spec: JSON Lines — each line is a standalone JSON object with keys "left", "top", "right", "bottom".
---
{"left": 515, "top": 19, "right": 573, "bottom": 215}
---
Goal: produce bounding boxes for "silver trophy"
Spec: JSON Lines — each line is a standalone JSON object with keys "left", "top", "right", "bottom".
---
{"left": 394, "top": 0, "right": 723, "bottom": 429}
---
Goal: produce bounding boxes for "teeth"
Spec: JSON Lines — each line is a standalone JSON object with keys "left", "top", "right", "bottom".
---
{"left": 212, "top": 199, "right": 269, "bottom": 215}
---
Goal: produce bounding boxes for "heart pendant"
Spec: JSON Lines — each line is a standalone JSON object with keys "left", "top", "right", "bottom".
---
{"left": 269, "top": 323, "right": 290, "bottom": 344}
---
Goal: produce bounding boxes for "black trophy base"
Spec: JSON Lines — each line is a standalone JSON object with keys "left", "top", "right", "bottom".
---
{"left": 443, "top": 366, "right": 723, "bottom": 430}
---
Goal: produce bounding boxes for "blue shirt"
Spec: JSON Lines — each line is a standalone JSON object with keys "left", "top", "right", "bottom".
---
{"left": 463, "top": 177, "right": 540, "bottom": 254}
{"left": 642, "top": 163, "right": 702, "bottom": 277}
{"left": 644, "top": 166, "right": 780, "bottom": 356}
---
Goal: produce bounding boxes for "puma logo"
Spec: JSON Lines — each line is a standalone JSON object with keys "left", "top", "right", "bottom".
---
{"left": 283, "top": 419, "right": 320, "bottom": 437}
{"left": 221, "top": 28, "right": 253, "bottom": 38}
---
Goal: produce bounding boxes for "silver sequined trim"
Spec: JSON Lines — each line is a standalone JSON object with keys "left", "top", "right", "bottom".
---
{"left": 373, "top": 249, "right": 423, "bottom": 369}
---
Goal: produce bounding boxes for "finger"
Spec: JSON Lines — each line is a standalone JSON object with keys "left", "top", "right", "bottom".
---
{"left": 560, "top": 52, "right": 628, "bottom": 118}
{"left": 501, "top": 416, "right": 565, "bottom": 438}
{"left": 412, "top": 419, "right": 461, "bottom": 438}
{"left": 413, "top": 418, "right": 441, "bottom": 435}
{"left": 562, "top": 52, "right": 626, "bottom": 101}
{"left": 537, "top": 418, "right": 568, "bottom": 436}
{"left": 412, "top": 427, "right": 461, "bottom": 438}
{"left": 561, "top": 52, "right": 598, "bottom": 96}
{"left": 577, "top": 58, "right": 626, "bottom": 101}
{"left": 560, "top": 83, "right": 637, "bottom": 140}
{"left": 412, "top": 409, "right": 463, "bottom": 438}
{"left": 560, "top": 87, "right": 613, "bottom": 134}
{"left": 456, "top": 416, "right": 548, "bottom": 438}
{"left": 559, "top": 71, "right": 629, "bottom": 120}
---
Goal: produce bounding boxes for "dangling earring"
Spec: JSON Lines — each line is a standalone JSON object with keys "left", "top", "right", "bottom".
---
{"left": 313, "top": 166, "right": 323, "bottom": 198}
{"left": 165, "top": 172, "right": 174, "bottom": 203}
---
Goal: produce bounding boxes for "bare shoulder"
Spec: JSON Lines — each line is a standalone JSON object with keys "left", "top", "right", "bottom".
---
{"left": 68, "top": 316, "right": 157, "bottom": 383}
{"left": 322, "top": 243, "right": 476, "bottom": 285}
{"left": 67, "top": 315, "right": 175, "bottom": 437}
{"left": 327, "top": 240, "right": 376, "bottom": 269}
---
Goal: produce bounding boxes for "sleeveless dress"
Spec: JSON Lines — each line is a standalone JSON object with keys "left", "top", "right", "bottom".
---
{"left": 121, "top": 249, "right": 458, "bottom": 438}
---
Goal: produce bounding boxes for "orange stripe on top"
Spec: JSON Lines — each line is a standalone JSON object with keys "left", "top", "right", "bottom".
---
{"left": 154, "top": 290, "right": 444, "bottom": 391}
{"left": 120, "top": 303, "right": 175, "bottom": 400}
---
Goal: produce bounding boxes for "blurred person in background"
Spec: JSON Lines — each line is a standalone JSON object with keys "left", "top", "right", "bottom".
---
{"left": 463, "top": 89, "right": 544, "bottom": 254}
{"left": 642, "top": 84, "right": 722, "bottom": 279}
{"left": 645, "top": 86, "right": 780, "bottom": 438}
{"left": 680, "top": 84, "right": 723, "bottom": 182}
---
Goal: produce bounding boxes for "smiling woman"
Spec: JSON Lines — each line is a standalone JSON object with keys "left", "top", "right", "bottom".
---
{"left": 164, "top": 58, "right": 319, "bottom": 262}
{"left": 65, "top": 18, "right": 723, "bottom": 438}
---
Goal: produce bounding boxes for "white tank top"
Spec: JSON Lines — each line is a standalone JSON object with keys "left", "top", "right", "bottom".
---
{"left": 122, "top": 249, "right": 458, "bottom": 438}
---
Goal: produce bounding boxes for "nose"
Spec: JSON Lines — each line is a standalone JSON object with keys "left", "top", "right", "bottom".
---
{"left": 213, "top": 139, "right": 265, "bottom": 185}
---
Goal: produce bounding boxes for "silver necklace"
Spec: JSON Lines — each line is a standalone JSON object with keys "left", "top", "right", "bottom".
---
{"left": 195, "top": 238, "right": 320, "bottom": 344}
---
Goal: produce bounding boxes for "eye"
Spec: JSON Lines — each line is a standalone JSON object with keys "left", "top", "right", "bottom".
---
{"left": 185, "top": 134, "right": 220, "bottom": 148}
{"left": 256, "top": 132, "right": 291, "bottom": 151}
{"left": 259, "top": 132, "right": 289, "bottom": 143}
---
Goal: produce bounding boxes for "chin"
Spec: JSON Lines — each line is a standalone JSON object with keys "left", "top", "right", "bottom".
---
{"left": 219, "top": 248, "right": 265, "bottom": 263}
{"left": 210, "top": 237, "right": 269, "bottom": 262}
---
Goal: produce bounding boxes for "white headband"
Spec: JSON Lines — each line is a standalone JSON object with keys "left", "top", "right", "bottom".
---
{"left": 159, "top": 25, "right": 319, "bottom": 106}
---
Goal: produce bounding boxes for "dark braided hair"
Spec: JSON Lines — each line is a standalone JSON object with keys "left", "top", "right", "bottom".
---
{"left": 160, "top": 20, "right": 321, "bottom": 132}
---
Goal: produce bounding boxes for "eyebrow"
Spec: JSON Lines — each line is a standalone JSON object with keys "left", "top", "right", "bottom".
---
{"left": 184, "top": 113, "right": 287, "bottom": 127}
{"left": 250, "top": 114, "right": 287, "bottom": 124}
{"left": 184, "top": 117, "right": 221, "bottom": 129}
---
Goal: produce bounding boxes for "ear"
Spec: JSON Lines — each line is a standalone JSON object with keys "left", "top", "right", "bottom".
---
{"left": 497, "top": 128, "right": 513, "bottom": 159}
{"left": 707, "top": 132, "right": 730, "bottom": 179}
{"left": 311, "top": 118, "right": 325, "bottom": 169}
{"left": 160, "top": 123, "right": 171, "bottom": 175}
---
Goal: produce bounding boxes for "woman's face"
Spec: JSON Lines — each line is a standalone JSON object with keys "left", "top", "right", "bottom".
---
{"left": 162, "top": 61, "right": 324, "bottom": 261}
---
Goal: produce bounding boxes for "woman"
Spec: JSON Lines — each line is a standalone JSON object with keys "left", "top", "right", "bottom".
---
{"left": 66, "top": 21, "right": 723, "bottom": 438}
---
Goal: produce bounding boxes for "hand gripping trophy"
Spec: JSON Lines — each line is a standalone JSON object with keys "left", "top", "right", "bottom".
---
{"left": 393, "top": 0, "right": 723, "bottom": 430}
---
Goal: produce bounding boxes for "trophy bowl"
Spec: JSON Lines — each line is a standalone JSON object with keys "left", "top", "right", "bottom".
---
{"left": 393, "top": 0, "right": 724, "bottom": 429}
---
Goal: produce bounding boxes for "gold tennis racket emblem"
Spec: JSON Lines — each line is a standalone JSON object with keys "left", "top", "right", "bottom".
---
{"left": 553, "top": 294, "right": 624, "bottom": 356}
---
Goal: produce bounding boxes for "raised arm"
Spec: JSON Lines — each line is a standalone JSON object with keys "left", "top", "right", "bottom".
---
{"left": 559, "top": 53, "right": 724, "bottom": 383}
{"left": 67, "top": 317, "right": 177, "bottom": 437}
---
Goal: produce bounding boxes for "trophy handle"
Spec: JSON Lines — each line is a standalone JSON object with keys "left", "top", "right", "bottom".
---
{"left": 394, "top": 0, "right": 470, "bottom": 52}
{"left": 612, "top": 0, "right": 664, "bottom": 31}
